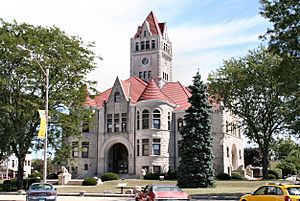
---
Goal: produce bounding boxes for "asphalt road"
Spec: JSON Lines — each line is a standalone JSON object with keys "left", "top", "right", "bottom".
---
{"left": 0, "top": 195, "right": 239, "bottom": 201}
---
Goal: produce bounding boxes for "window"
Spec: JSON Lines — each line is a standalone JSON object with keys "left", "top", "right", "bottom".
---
{"left": 137, "top": 139, "right": 140, "bottom": 156}
{"left": 114, "top": 91, "right": 120, "bottom": 102}
{"left": 135, "top": 42, "right": 139, "bottom": 51}
{"left": 82, "top": 141, "right": 89, "bottom": 158}
{"left": 148, "top": 71, "right": 151, "bottom": 79}
{"left": 12, "top": 160, "right": 15, "bottom": 168}
{"left": 168, "top": 112, "right": 171, "bottom": 130}
{"left": 84, "top": 164, "right": 88, "bottom": 171}
{"left": 121, "top": 113, "right": 127, "bottom": 132}
{"left": 139, "top": 72, "right": 142, "bottom": 79}
{"left": 107, "top": 114, "right": 112, "bottom": 133}
{"left": 239, "top": 149, "right": 242, "bottom": 159}
{"left": 152, "top": 109, "right": 161, "bottom": 129}
{"left": 143, "top": 30, "right": 147, "bottom": 37}
{"left": 151, "top": 40, "right": 155, "bottom": 49}
{"left": 143, "top": 71, "right": 146, "bottom": 79}
{"left": 227, "top": 147, "right": 229, "bottom": 157}
{"left": 137, "top": 111, "right": 140, "bottom": 130}
{"left": 146, "top": 41, "right": 150, "bottom": 49}
{"left": 72, "top": 141, "right": 79, "bottom": 157}
{"left": 141, "top": 41, "right": 145, "bottom": 50}
{"left": 142, "top": 110, "right": 149, "bottom": 129}
{"left": 177, "top": 118, "right": 183, "bottom": 132}
{"left": 153, "top": 166, "right": 161, "bottom": 174}
{"left": 82, "top": 122, "right": 89, "bottom": 132}
{"left": 142, "top": 139, "right": 149, "bottom": 156}
{"left": 153, "top": 139, "right": 161, "bottom": 155}
{"left": 114, "top": 113, "right": 120, "bottom": 132}
{"left": 226, "top": 121, "right": 229, "bottom": 133}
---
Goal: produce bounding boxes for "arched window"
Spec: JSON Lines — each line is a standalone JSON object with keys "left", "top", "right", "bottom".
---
{"left": 152, "top": 109, "right": 161, "bottom": 129}
{"left": 137, "top": 111, "right": 140, "bottom": 130}
{"left": 114, "top": 91, "right": 120, "bottom": 102}
{"left": 84, "top": 164, "right": 88, "bottom": 171}
{"left": 177, "top": 118, "right": 183, "bottom": 132}
{"left": 142, "top": 110, "right": 149, "bottom": 129}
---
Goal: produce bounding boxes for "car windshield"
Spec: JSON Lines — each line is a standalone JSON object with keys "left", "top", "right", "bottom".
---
{"left": 30, "top": 184, "right": 53, "bottom": 190}
{"left": 154, "top": 186, "right": 181, "bottom": 192}
{"left": 287, "top": 187, "right": 300, "bottom": 195}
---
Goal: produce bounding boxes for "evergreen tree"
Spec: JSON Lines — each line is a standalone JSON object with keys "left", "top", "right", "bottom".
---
{"left": 177, "top": 72, "right": 215, "bottom": 188}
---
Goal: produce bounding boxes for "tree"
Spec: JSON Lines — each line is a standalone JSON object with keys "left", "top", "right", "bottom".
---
{"left": 177, "top": 72, "right": 214, "bottom": 188}
{"left": 260, "top": 0, "right": 300, "bottom": 135}
{"left": 260, "top": 0, "right": 300, "bottom": 57}
{"left": 271, "top": 138, "right": 300, "bottom": 160}
{"left": 244, "top": 147, "right": 262, "bottom": 167}
{"left": 208, "top": 47, "right": 295, "bottom": 179}
{"left": 277, "top": 149, "right": 300, "bottom": 176}
{"left": 0, "top": 19, "right": 96, "bottom": 189}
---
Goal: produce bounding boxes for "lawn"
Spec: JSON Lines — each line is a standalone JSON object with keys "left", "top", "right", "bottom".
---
{"left": 55, "top": 179, "right": 273, "bottom": 196}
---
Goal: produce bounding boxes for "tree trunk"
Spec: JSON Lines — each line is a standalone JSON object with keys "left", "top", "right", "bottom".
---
{"left": 17, "top": 155, "right": 25, "bottom": 190}
{"left": 261, "top": 149, "right": 269, "bottom": 179}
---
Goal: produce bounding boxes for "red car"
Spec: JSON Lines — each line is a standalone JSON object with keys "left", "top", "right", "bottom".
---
{"left": 135, "top": 184, "right": 191, "bottom": 201}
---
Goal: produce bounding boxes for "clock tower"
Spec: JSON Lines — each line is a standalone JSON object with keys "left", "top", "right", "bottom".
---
{"left": 130, "top": 11, "right": 172, "bottom": 88}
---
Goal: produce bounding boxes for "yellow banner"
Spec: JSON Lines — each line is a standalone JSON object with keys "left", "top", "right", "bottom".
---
{"left": 38, "top": 110, "right": 46, "bottom": 139}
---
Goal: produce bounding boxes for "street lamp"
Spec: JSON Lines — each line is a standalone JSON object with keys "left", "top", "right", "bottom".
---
{"left": 16, "top": 45, "right": 49, "bottom": 183}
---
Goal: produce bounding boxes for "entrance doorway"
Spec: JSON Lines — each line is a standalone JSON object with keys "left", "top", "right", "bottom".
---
{"left": 108, "top": 143, "right": 128, "bottom": 173}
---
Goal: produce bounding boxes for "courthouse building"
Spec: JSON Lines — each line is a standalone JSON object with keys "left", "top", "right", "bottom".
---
{"left": 67, "top": 11, "right": 244, "bottom": 178}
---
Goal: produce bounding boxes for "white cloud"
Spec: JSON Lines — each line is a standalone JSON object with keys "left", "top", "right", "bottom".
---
{"left": 0, "top": 0, "right": 269, "bottom": 91}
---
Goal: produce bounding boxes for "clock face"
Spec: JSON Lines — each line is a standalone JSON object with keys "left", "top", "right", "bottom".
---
{"left": 142, "top": 57, "right": 149, "bottom": 65}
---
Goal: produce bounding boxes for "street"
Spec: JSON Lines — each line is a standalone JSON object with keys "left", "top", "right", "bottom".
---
{"left": 0, "top": 195, "right": 239, "bottom": 201}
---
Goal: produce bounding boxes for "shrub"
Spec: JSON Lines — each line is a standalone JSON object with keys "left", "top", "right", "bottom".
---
{"left": 268, "top": 174, "right": 276, "bottom": 179}
{"left": 165, "top": 169, "right": 177, "bottom": 180}
{"left": 82, "top": 177, "right": 98, "bottom": 186}
{"left": 29, "top": 171, "right": 43, "bottom": 179}
{"left": 144, "top": 172, "right": 160, "bottom": 180}
{"left": 216, "top": 173, "right": 231, "bottom": 180}
{"left": 231, "top": 172, "right": 243, "bottom": 180}
{"left": 268, "top": 169, "right": 279, "bottom": 179}
{"left": 100, "top": 172, "right": 119, "bottom": 182}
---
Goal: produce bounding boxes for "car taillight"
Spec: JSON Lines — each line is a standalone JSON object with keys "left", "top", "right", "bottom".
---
{"left": 284, "top": 195, "right": 291, "bottom": 201}
{"left": 29, "top": 192, "right": 37, "bottom": 196}
{"left": 46, "top": 192, "right": 56, "bottom": 196}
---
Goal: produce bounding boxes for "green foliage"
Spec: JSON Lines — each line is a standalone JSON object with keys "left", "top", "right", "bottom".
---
{"left": 144, "top": 172, "right": 160, "bottom": 180}
{"left": 0, "top": 18, "right": 97, "bottom": 189}
{"left": 267, "top": 169, "right": 279, "bottom": 179}
{"left": 260, "top": 0, "right": 300, "bottom": 135}
{"left": 268, "top": 174, "right": 277, "bottom": 180}
{"left": 271, "top": 138, "right": 300, "bottom": 160}
{"left": 82, "top": 177, "right": 97, "bottom": 186}
{"left": 29, "top": 171, "right": 43, "bottom": 179}
{"left": 208, "top": 47, "right": 293, "bottom": 179}
{"left": 231, "top": 172, "right": 243, "bottom": 180}
{"left": 276, "top": 149, "right": 300, "bottom": 176}
{"left": 260, "top": 0, "right": 300, "bottom": 57}
{"left": 244, "top": 147, "right": 261, "bottom": 167}
{"left": 100, "top": 172, "right": 119, "bottom": 182}
{"left": 216, "top": 173, "right": 231, "bottom": 180}
{"left": 177, "top": 72, "right": 215, "bottom": 188}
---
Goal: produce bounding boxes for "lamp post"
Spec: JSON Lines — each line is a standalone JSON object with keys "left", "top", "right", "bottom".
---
{"left": 16, "top": 45, "right": 49, "bottom": 183}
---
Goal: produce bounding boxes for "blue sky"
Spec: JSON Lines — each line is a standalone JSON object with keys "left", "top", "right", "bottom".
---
{"left": 1, "top": 0, "right": 270, "bottom": 91}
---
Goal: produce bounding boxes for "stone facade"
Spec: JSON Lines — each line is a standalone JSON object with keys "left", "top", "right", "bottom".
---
{"left": 67, "top": 12, "right": 244, "bottom": 179}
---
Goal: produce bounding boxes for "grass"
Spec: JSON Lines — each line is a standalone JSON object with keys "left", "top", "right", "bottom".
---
{"left": 55, "top": 179, "right": 273, "bottom": 196}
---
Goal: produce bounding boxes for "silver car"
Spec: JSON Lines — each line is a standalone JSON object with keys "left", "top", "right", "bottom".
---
{"left": 26, "top": 182, "right": 57, "bottom": 201}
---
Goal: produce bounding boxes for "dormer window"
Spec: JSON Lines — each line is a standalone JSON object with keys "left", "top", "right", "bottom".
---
{"left": 114, "top": 91, "right": 120, "bottom": 102}
{"left": 135, "top": 42, "right": 139, "bottom": 51}
{"left": 146, "top": 41, "right": 150, "bottom": 49}
{"left": 144, "top": 30, "right": 147, "bottom": 37}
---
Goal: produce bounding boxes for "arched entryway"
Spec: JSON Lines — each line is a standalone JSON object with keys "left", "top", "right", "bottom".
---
{"left": 231, "top": 144, "right": 238, "bottom": 170}
{"left": 108, "top": 143, "right": 128, "bottom": 173}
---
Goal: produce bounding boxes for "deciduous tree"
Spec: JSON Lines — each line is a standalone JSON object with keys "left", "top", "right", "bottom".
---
{"left": 208, "top": 47, "right": 295, "bottom": 179}
{"left": 0, "top": 19, "right": 96, "bottom": 189}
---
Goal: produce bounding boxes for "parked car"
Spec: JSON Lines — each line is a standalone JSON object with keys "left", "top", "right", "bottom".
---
{"left": 46, "top": 173, "right": 58, "bottom": 179}
{"left": 26, "top": 182, "right": 57, "bottom": 201}
{"left": 135, "top": 184, "right": 191, "bottom": 201}
{"left": 239, "top": 182, "right": 300, "bottom": 201}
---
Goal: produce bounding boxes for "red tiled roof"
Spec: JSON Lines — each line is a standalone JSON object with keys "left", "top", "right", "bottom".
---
{"left": 162, "top": 82, "right": 192, "bottom": 110}
{"left": 138, "top": 79, "right": 171, "bottom": 102}
{"left": 134, "top": 11, "right": 164, "bottom": 38}
{"left": 94, "top": 88, "right": 111, "bottom": 107}
{"left": 122, "top": 76, "right": 148, "bottom": 103}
